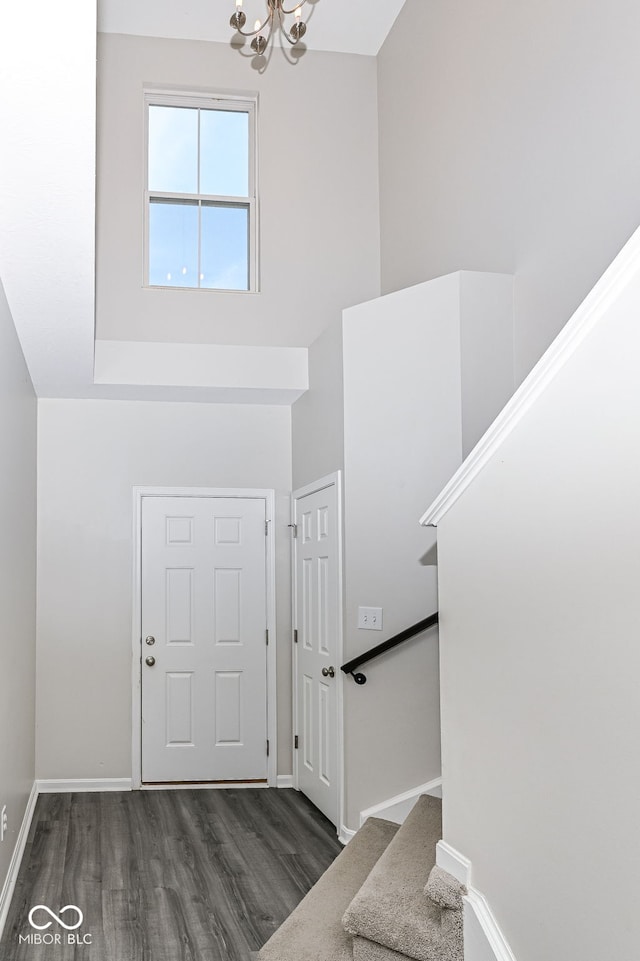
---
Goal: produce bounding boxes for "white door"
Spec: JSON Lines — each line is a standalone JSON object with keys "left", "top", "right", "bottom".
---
{"left": 141, "top": 495, "right": 268, "bottom": 783}
{"left": 293, "top": 474, "right": 342, "bottom": 827}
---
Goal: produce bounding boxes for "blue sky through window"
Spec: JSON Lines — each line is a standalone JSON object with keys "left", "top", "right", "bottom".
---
{"left": 148, "top": 107, "right": 198, "bottom": 194}
{"left": 148, "top": 200, "right": 198, "bottom": 287}
{"left": 202, "top": 205, "right": 248, "bottom": 291}
{"left": 148, "top": 103, "right": 251, "bottom": 290}
{"left": 201, "top": 111, "right": 249, "bottom": 197}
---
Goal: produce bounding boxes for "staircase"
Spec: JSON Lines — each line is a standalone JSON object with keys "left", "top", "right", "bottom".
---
{"left": 257, "top": 796, "right": 465, "bottom": 961}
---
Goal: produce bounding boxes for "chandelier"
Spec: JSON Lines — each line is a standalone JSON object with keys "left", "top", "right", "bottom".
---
{"left": 230, "top": 0, "right": 308, "bottom": 56}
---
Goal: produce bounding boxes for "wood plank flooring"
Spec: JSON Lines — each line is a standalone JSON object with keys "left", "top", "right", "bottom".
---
{"left": 0, "top": 788, "right": 343, "bottom": 961}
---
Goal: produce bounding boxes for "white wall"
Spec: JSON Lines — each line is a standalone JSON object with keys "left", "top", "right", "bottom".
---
{"left": 459, "top": 272, "right": 514, "bottom": 458}
{"left": 36, "top": 399, "right": 293, "bottom": 780}
{"left": 96, "top": 33, "right": 380, "bottom": 349}
{"left": 436, "top": 263, "right": 640, "bottom": 959}
{"left": 0, "top": 0, "right": 96, "bottom": 399}
{"left": 378, "top": 0, "right": 640, "bottom": 383}
{"left": 341, "top": 277, "right": 464, "bottom": 826}
{"left": 0, "top": 281, "right": 37, "bottom": 895}
{"left": 291, "top": 320, "right": 345, "bottom": 491}
{"left": 291, "top": 273, "right": 514, "bottom": 827}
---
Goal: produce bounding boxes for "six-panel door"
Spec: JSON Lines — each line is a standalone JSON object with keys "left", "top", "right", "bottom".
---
{"left": 294, "top": 483, "right": 340, "bottom": 825}
{"left": 141, "top": 496, "right": 268, "bottom": 783}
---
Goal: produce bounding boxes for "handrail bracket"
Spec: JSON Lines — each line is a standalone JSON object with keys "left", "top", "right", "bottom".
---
{"left": 341, "top": 612, "right": 439, "bottom": 685}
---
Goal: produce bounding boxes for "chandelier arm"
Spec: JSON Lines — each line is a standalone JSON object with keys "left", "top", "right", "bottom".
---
{"left": 275, "top": 4, "right": 295, "bottom": 46}
{"left": 233, "top": 12, "right": 274, "bottom": 38}
{"left": 276, "top": 3, "right": 296, "bottom": 44}
{"left": 279, "top": 1, "right": 307, "bottom": 15}
{"left": 278, "top": 1, "right": 307, "bottom": 45}
{"left": 282, "top": 26, "right": 302, "bottom": 45}
{"left": 263, "top": 15, "right": 275, "bottom": 42}
{"left": 231, "top": 0, "right": 306, "bottom": 52}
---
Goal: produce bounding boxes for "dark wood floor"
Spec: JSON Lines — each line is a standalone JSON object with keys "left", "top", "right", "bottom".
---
{"left": 0, "top": 788, "right": 342, "bottom": 961}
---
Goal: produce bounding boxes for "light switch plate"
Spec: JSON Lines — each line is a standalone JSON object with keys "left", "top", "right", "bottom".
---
{"left": 358, "top": 606, "right": 383, "bottom": 631}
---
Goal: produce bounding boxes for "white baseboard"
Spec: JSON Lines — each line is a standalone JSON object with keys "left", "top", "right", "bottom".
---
{"left": 436, "top": 839, "right": 471, "bottom": 886}
{"left": 140, "top": 781, "right": 270, "bottom": 791}
{"left": 276, "top": 775, "right": 294, "bottom": 789}
{"left": 0, "top": 781, "right": 38, "bottom": 943}
{"left": 464, "top": 890, "right": 517, "bottom": 961}
{"left": 338, "top": 824, "right": 356, "bottom": 845}
{"left": 37, "top": 778, "right": 133, "bottom": 794}
{"left": 359, "top": 776, "right": 443, "bottom": 827}
{"left": 436, "top": 842, "right": 517, "bottom": 961}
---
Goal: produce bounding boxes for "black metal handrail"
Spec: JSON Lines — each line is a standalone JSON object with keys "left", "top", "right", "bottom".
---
{"left": 341, "top": 612, "right": 439, "bottom": 685}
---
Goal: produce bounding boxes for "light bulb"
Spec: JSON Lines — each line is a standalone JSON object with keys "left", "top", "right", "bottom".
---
{"left": 254, "top": 19, "right": 261, "bottom": 31}
{"left": 295, "top": 6, "right": 301, "bottom": 19}
{"left": 236, "top": 0, "right": 242, "bottom": 7}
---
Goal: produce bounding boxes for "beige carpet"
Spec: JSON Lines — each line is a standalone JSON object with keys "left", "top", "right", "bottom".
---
{"left": 342, "top": 796, "right": 463, "bottom": 961}
{"left": 257, "top": 817, "right": 399, "bottom": 961}
{"left": 352, "top": 935, "right": 415, "bottom": 960}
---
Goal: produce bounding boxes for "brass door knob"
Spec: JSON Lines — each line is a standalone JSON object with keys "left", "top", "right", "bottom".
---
{"left": 145, "top": 656, "right": 156, "bottom": 667}
{"left": 321, "top": 666, "right": 335, "bottom": 678}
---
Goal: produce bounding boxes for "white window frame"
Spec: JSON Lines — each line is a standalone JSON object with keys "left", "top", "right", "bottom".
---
{"left": 143, "top": 90, "right": 259, "bottom": 293}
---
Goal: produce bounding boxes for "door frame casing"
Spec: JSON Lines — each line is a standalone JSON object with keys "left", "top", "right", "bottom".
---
{"left": 291, "top": 470, "right": 345, "bottom": 834}
{"left": 131, "top": 486, "right": 277, "bottom": 790}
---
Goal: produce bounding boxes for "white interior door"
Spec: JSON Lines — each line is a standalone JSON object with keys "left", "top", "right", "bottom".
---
{"left": 141, "top": 495, "right": 268, "bottom": 783}
{"left": 293, "top": 474, "right": 342, "bottom": 827}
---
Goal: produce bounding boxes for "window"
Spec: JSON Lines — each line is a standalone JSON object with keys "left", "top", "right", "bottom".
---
{"left": 145, "top": 92, "right": 257, "bottom": 292}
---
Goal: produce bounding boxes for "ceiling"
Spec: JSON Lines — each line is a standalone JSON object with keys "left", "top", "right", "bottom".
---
{"left": 98, "top": 0, "right": 409, "bottom": 57}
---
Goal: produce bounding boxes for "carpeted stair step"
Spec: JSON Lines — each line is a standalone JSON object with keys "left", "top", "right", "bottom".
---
{"left": 342, "top": 795, "right": 463, "bottom": 961}
{"left": 352, "top": 940, "right": 418, "bottom": 961}
{"left": 257, "top": 816, "right": 399, "bottom": 961}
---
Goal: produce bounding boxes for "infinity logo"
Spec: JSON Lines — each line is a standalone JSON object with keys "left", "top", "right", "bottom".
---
{"left": 28, "top": 905, "right": 84, "bottom": 931}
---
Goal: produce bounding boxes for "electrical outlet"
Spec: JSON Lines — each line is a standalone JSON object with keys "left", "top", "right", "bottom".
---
{"left": 1, "top": 806, "right": 7, "bottom": 842}
{"left": 358, "top": 606, "right": 383, "bottom": 631}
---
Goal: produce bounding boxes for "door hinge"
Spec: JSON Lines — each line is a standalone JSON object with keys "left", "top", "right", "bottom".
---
{"left": 265, "top": 520, "right": 269, "bottom": 536}
{"left": 294, "top": 735, "right": 299, "bottom": 749}
{"left": 293, "top": 629, "right": 298, "bottom": 644}
{"left": 266, "top": 739, "right": 270, "bottom": 757}
{"left": 288, "top": 523, "right": 297, "bottom": 538}
{"left": 266, "top": 629, "right": 269, "bottom": 646}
